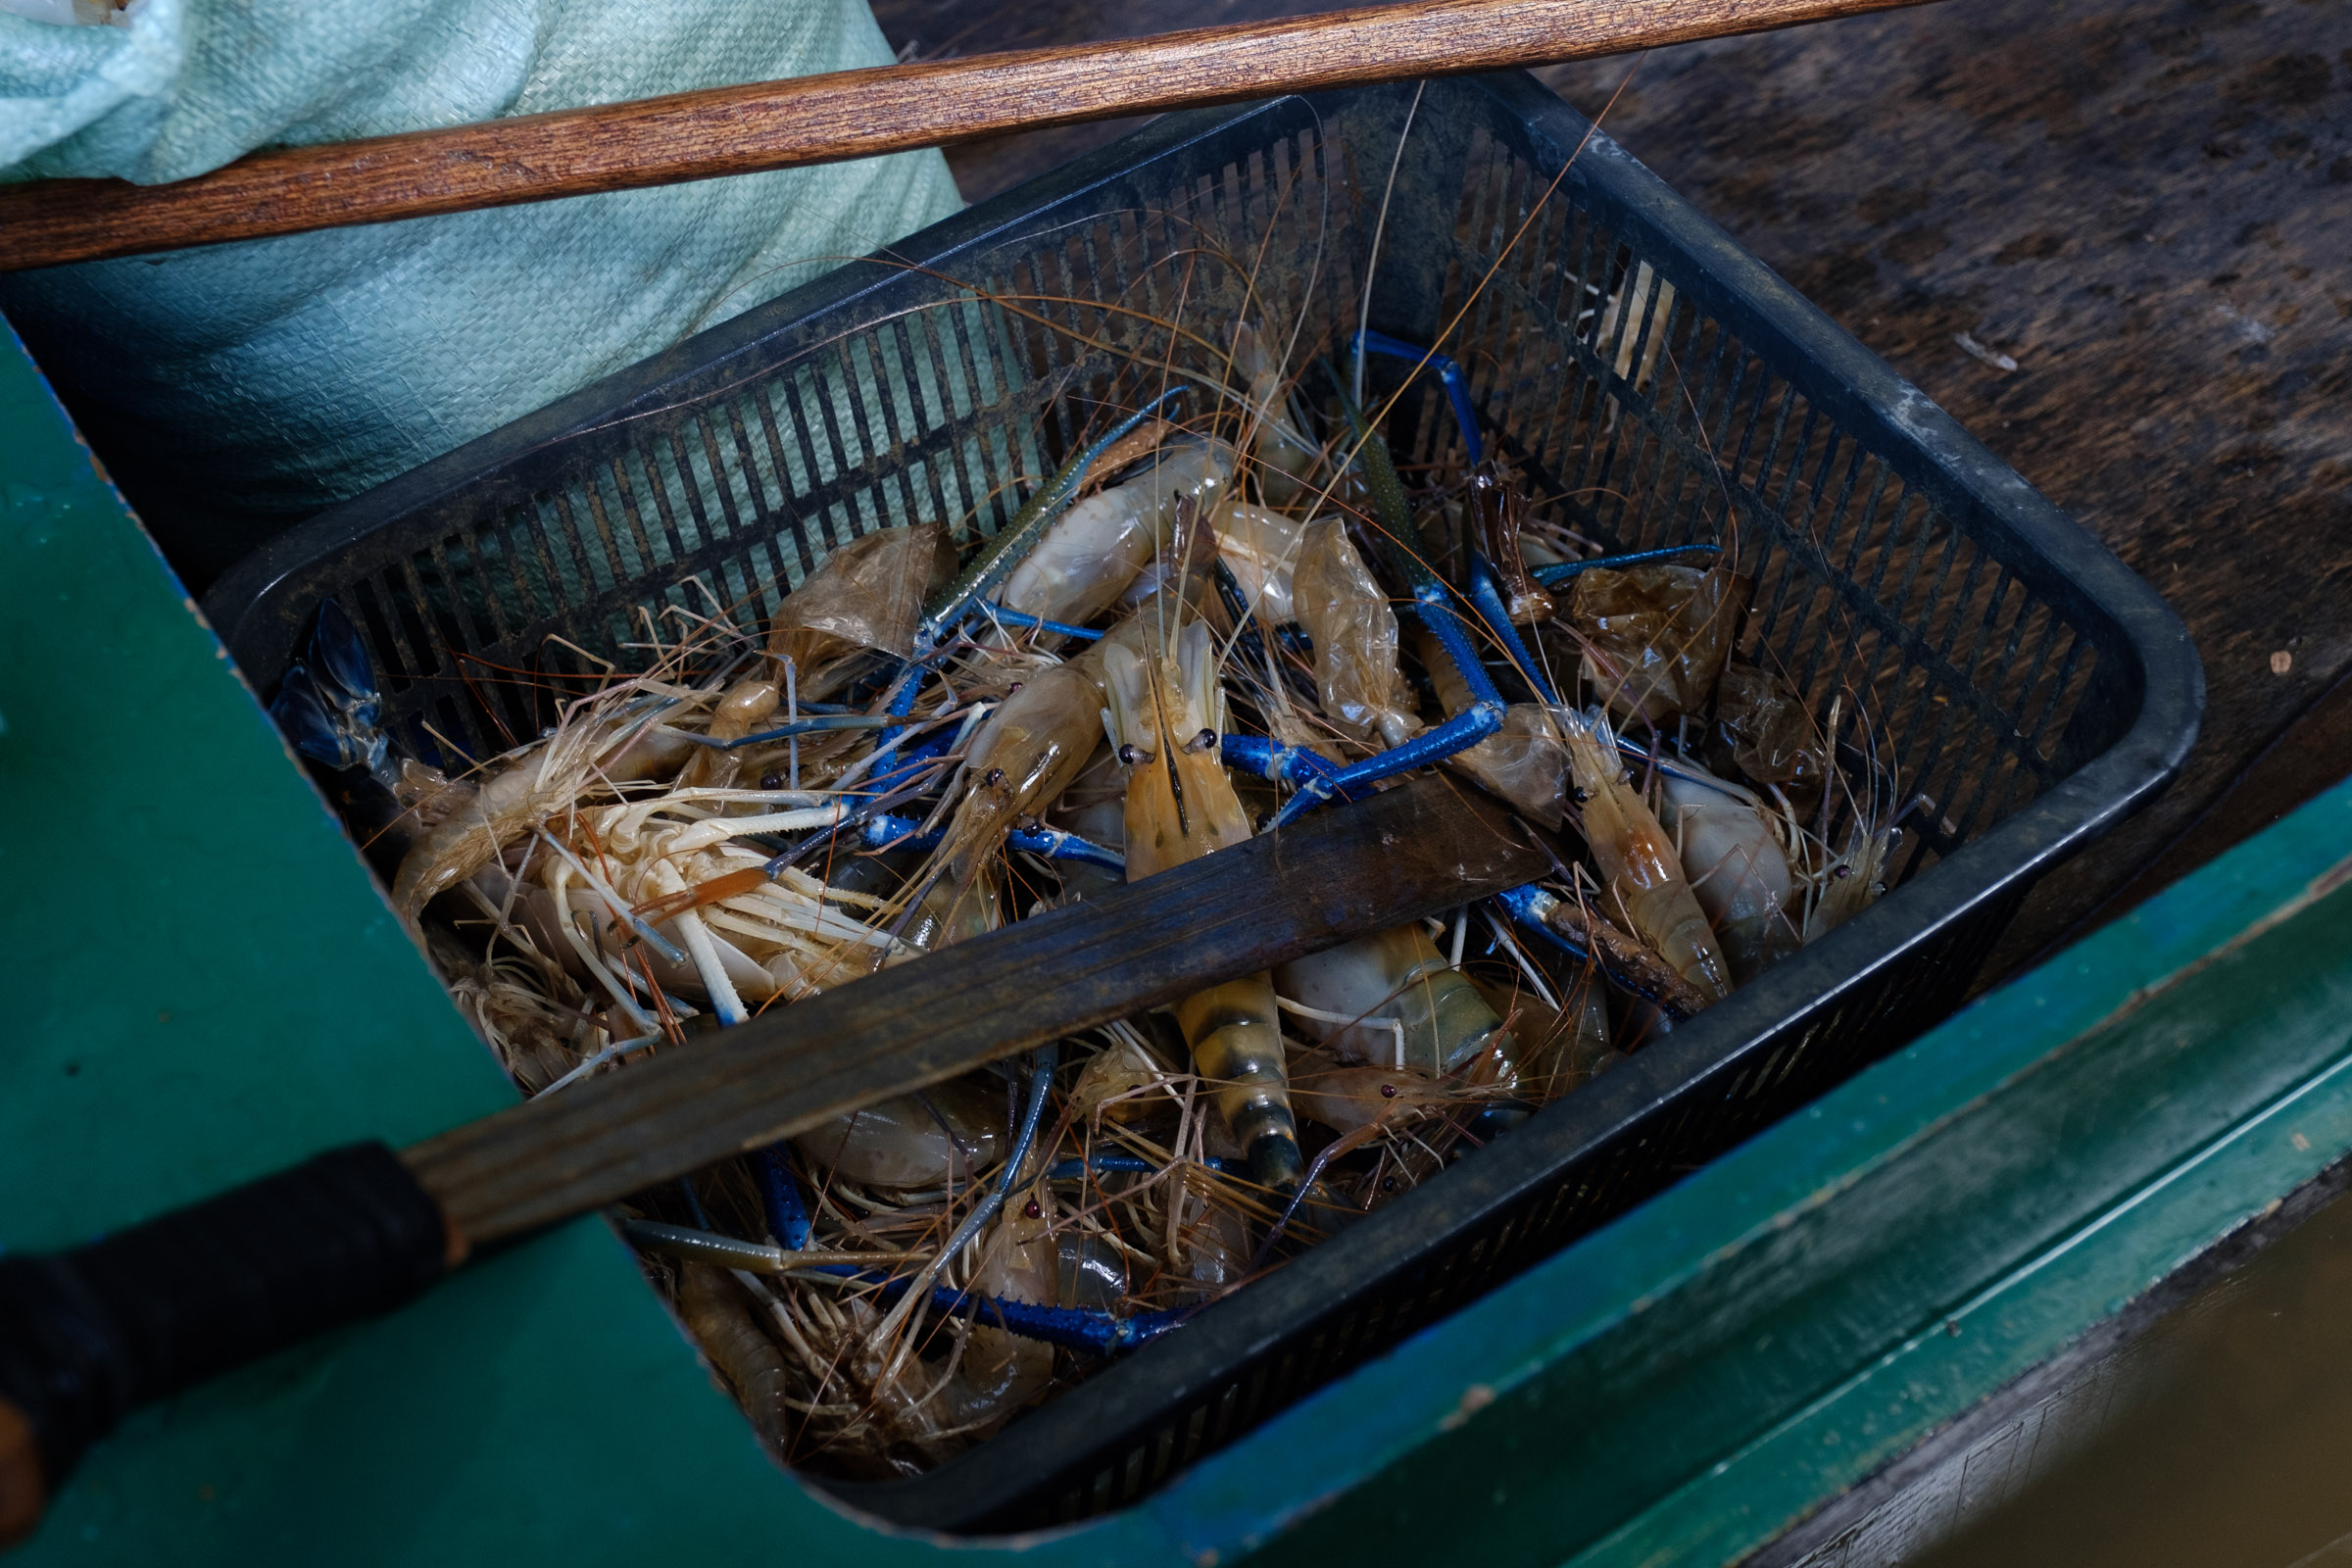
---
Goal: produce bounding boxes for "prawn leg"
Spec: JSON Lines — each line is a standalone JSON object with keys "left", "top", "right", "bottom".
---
{"left": 1354, "top": 332, "right": 1566, "bottom": 704}
{"left": 1353, "top": 329, "right": 1484, "bottom": 466}
{"left": 1219, "top": 735, "right": 1364, "bottom": 802}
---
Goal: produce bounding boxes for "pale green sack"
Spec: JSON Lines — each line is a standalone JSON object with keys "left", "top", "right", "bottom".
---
{"left": 0, "top": 0, "right": 963, "bottom": 583}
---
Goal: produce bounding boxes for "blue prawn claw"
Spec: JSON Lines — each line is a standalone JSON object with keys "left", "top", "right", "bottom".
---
{"left": 310, "top": 597, "right": 382, "bottom": 728}
{"left": 1352, "top": 330, "right": 1483, "bottom": 466}
{"left": 1529, "top": 542, "right": 1722, "bottom": 589}
{"left": 1359, "top": 337, "right": 1728, "bottom": 667}
{"left": 270, "top": 598, "right": 392, "bottom": 779}
{"left": 853, "top": 811, "right": 1124, "bottom": 873}
{"left": 1259, "top": 376, "right": 1505, "bottom": 828}
{"left": 1355, "top": 332, "right": 1564, "bottom": 703}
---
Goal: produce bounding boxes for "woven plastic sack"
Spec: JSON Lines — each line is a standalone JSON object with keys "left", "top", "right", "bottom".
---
{"left": 0, "top": 0, "right": 963, "bottom": 587}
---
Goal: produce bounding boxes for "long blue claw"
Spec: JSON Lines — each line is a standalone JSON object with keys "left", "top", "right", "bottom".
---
{"left": 1530, "top": 542, "right": 1721, "bottom": 589}
{"left": 1265, "top": 588, "right": 1505, "bottom": 830}
{"left": 910, "top": 1282, "right": 1188, "bottom": 1355}
{"left": 853, "top": 812, "right": 1124, "bottom": 873}
{"left": 1467, "top": 555, "right": 1559, "bottom": 706}
{"left": 1219, "top": 735, "right": 1357, "bottom": 799}
{"left": 310, "top": 598, "right": 382, "bottom": 728}
{"left": 622, "top": 1219, "right": 1185, "bottom": 1354}
{"left": 1352, "top": 330, "right": 1483, "bottom": 466}
{"left": 1352, "top": 335, "right": 1554, "bottom": 703}
{"left": 975, "top": 602, "right": 1103, "bottom": 642}
{"left": 916, "top": 385, "right": 1187, "bottom": 654}
{"left": 755, "top": 1146, "right": 813, "bottom": 1251}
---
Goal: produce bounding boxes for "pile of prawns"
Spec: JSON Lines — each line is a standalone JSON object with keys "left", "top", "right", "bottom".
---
{"left": 273, "top": 316, "right": 1911, "bottom": 1482}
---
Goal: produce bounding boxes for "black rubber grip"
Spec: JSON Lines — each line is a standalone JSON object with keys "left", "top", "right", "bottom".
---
{"left": 0, "top": 1142, "right": 447, "bottom": 1488}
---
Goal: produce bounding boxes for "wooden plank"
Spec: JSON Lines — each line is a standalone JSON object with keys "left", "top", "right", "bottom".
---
{"left": 0, "top": 0, "right": 1936, "bottom": 271}
{"left": 403, "top": 773, "right": 1544, "bottom": 1248}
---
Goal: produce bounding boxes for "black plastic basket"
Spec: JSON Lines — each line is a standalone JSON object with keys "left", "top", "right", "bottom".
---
{"left": 205, "top": 73, "right": 2201, "bottom": 1537}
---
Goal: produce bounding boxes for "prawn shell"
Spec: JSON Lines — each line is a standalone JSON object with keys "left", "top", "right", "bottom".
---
{"left": 1294, "top": 517, "right": 1421, "bottom": 748}
{"left": 954, "top": 664, "right": 1105, "bottom": 859}
{"left": 768, "top": 520, "right": 953, "bottom": 671}
{"left": 956, "top": 1211, "right": 1055, "bottom": 1429}
{"left": 1274, "top": 925, "right": 1513, "bottom": 1075}
{"left": 1570, "top": 564, "right": 1739, "bottom": 724}
{"left": 1004, "top": 440, "right": 1235, "bottom": 631}
{"left": 1000, "top": 484, "right": 1158, "bottom": 629}
{"left": 1215, "top": 502, "right": 1306, "bottom": 626}
{"left": 1714, "top": 662, "right": 1829, "bottom": 809}
{"left": 1290, "top": 1063, "right": 1452, "bottom": 1136}
{"left": 1231, "top": 320, "right": 1321, "bottom": 509}
{"left": 1175, "top": 975, "right": 1296, "bottom": 1157}
{"left": 1472, "top": 972, "right": 1616, "bottom": 1097}
{"left": 676, "top": 1265, "right": 791, "bottom": 1457}
{"left": 792, "top": 1078, "right": 1005, "bottom": 1188}
{"left": 1662, "top": 769, "right": 1798, "bottom": 986}
{"left": 1563, "top": 717, "right": 1732, "bottom": 1004}
{"left": 1069, "top": 1035, "right": 1177, "bottom": 1125}
{"left": 1449, "top": 704, "right": 1570, "bottom": 830}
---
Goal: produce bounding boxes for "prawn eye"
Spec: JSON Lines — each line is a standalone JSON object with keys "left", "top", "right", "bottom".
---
{"left": 1833, "top": 864, "right": 1851, "bottom": 879}
{"left": 1117, "top": 744, "right": 1148, "bottom": 765}
{"left": 1022, "top": 1199, "right": 1043, "bottom": 1219}
{"left": 1006, "top": 681, "right": 1024, "bottom": 695}
{"left": 985, "top": 767, "right": 1005, "bottom": 787}
{"left": 1381, "top": 1176, "right": 1398, "bottom": 1193}
{"left": 760, "top": 771, "right": 783, "bottom": 790}
{"left": 1184, "top": 727, "right": 1218, "bottom": 754}
{"left": 1379, "top": 1082, "right": 1398, "bottom": 1099}
{"left": 1573, "top": 788, "right": 1592, "bottom": 804}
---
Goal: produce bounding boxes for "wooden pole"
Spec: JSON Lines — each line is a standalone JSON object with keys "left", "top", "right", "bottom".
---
{"left": 0, "top": 0, "right": 1933, "bottom": 272}
{"left": 403, "top": 774, "right": 1544, "bottom": 1248}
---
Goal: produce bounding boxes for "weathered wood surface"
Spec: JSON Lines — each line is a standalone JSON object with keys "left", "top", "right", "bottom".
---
{"left": 0, "top": 0, "right": 1936, "bottom": 271}
{"left": 403, "top": 774, "right": 1544, "bottom": 1247}
{"left": 881, "top": 0, "right": 2352, "bottom": 983}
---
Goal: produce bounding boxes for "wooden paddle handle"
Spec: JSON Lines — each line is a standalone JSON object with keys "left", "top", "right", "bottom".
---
{"left": 0, "top": 0, "right": 1933, "bottom": 272}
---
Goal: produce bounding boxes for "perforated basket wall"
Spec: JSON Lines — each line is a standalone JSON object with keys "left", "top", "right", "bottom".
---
{"left": 207, "top": 73, "right": 2199, "bottom": 1537}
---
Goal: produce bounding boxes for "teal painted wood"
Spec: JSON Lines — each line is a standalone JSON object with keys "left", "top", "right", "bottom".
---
{"left": 0, "top": 323, "right": 818, "bottom": 1565}
{"left": 6, "top": 314, "right": 2348, "bottom": 1567}
{"left": 1217, "top": 802, "right": 2352, "bottom": 1567}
